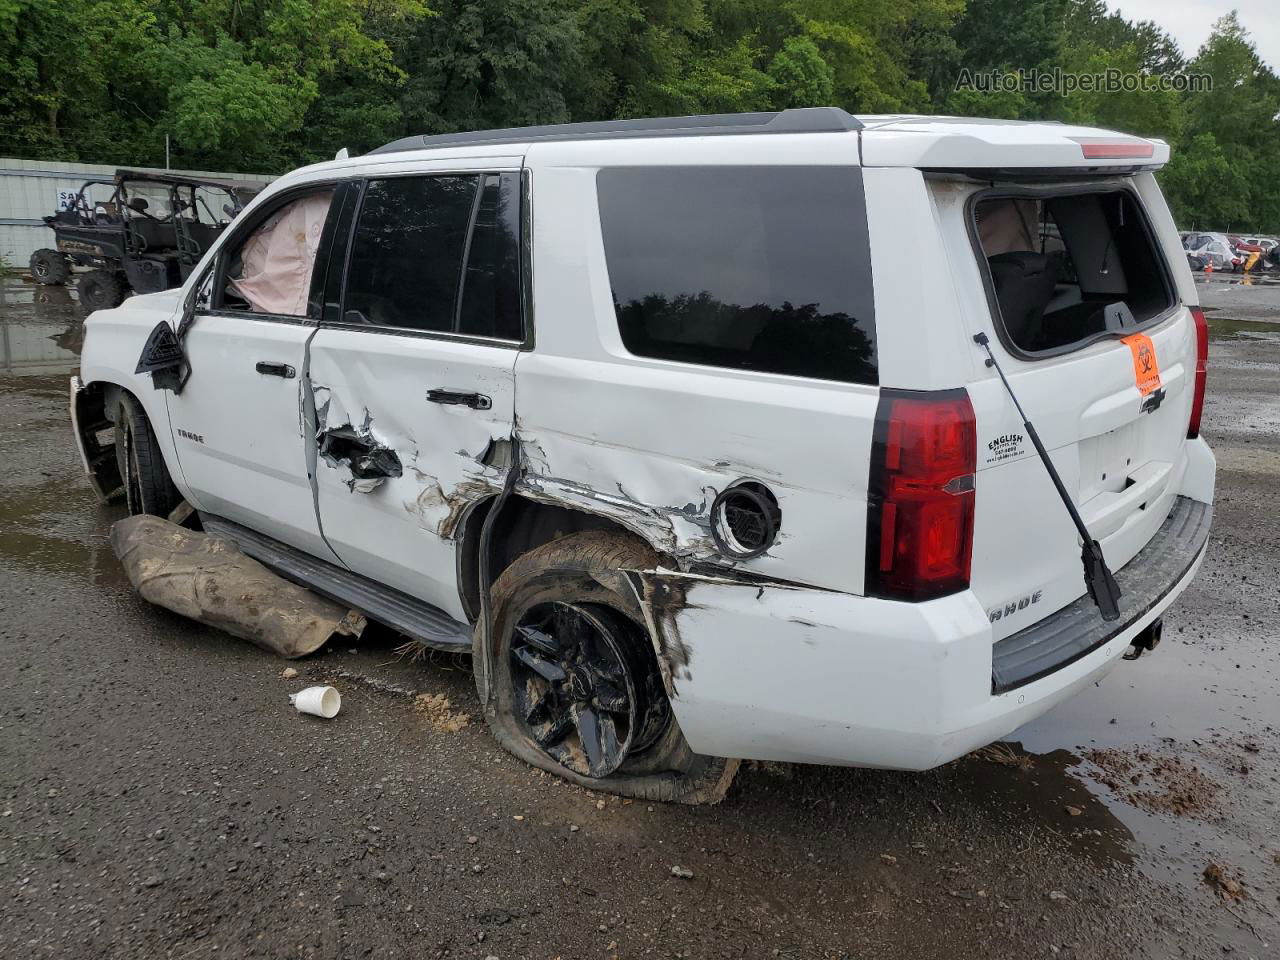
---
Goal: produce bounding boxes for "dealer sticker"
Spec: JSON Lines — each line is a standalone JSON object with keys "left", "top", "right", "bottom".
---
{"left": 984, "top": 431, "right": 1026, "bottom": 466}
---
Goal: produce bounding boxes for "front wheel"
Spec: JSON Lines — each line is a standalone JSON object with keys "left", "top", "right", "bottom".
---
{"left": 77, "top": 270, "right": 124, "bottom": 310}
{"left": 114, "top": 393, "right": 181, "bottom": 517}
{"left": 479, "top": 531, "right": 738, "bottom": 804}
{"left": 30, "top": 248, "right": 70, "bottom": 285}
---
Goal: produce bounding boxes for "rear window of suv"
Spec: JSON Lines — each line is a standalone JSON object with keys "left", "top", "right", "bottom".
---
{"left": 596, "top": 166, "right": 876, "bottom": 385}
{"left": 974, "top": 188, "right": 1174, "bottom": 356}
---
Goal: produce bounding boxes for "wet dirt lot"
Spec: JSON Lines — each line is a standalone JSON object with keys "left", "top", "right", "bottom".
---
{"left": 1, "top": 273, "right": 1277, "bottom": 959}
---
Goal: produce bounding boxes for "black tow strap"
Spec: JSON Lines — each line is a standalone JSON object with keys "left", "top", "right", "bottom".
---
{"left": 973, "top": 333, "right": 1122, "bottom": 622}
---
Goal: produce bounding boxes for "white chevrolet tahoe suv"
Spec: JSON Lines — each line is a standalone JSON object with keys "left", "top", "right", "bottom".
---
{"left": 72, "top": 109, "right": 1214, "bottom": 803}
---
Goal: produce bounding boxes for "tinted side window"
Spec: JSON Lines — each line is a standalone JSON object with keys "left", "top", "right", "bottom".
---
{"left": 319, "top": 182, "right": 362, "bottom": 323}
{"left": 457, "top": 174, "right": 523, "bottom": 340}
{"left": 597, "top": 167, "right": 876, "bottom": 384}
{"left": 344, "top": 176, "right": 479, "bottom": 331}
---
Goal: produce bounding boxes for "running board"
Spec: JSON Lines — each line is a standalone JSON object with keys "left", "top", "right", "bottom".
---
{"left": 200, "top": 514, "right": 473, "bottom": 651}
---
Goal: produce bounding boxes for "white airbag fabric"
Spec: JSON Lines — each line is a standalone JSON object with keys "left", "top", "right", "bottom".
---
{"left": 231, "top": 191, "right": 333, "bottom": 316}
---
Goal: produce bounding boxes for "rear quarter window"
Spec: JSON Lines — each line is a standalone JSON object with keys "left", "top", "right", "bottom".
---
{"left": 596, "top": 166, "right": 876, "bottom": 385}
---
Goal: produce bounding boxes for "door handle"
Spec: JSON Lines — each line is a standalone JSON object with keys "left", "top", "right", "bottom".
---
{"left": 255, "top": 361, "right": 296, "bottom": 379}
{"left": 427, "top": 389, "right": 491, "bottom": 410}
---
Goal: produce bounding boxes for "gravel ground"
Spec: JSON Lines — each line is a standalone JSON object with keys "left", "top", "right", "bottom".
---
{"left": 0, "top": 274, "right": 1277, "bottom": 959}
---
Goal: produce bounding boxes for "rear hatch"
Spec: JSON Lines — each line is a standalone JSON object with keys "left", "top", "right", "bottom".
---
{"left": 864, "top": 119, "right": 1198, "bottom": 638}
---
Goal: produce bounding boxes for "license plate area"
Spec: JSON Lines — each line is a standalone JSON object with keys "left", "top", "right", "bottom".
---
{"left": 1078, "top": 420, "right": 1147, "bottom": 504}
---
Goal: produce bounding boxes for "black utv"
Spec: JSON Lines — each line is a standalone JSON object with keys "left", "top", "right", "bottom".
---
{"left": 29, "top": 169, "right": 267, "bottom": 310}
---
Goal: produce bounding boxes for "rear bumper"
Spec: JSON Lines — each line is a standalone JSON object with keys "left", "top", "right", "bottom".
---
{"left": 656, "top": 494, "right": 1211, "bottom": 770}
{"left": 992, "top": 496, "right": 1211, "bottom": 692}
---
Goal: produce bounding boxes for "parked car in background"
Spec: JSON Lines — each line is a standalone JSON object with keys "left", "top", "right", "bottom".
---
{"left": 1183, "top": 231, "right": 1239, "bottom": 270}
{"left": 30, "top": 170, "right": 267, "bottom": 310}
{"left": 1242, "top": 237, "right": 1278, "bottom": 269}
{"left": 72, "top": 110, "right": 1214, "bottom": 803}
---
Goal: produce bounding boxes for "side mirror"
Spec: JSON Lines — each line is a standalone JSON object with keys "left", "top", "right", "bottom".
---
{"left": 135, "top": 321, "right": 188, "bottom": 393}
{"left": 148, "top": 267, "right": 213, "bottom": 395}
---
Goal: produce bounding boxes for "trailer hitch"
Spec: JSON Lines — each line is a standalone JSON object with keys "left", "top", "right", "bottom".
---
{"left": 1122, "top": 618, "right": 1163, "bottom": 660}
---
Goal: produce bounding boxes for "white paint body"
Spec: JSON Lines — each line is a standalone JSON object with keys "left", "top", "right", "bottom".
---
{"left": 75, "top": 114, "right": 1214, "bottom": 769}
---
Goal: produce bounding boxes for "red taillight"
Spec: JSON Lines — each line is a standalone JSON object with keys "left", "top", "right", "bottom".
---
{"left": 866, "top": 389, "right": 976, "bottom": 601}
{"left": 1188, "top": 306, "right": 1208, "bottom": 439}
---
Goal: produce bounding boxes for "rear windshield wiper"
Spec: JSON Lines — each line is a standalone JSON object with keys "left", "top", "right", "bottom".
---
{"left": 974, "top": 332, "right": 1122, "bottom": 621}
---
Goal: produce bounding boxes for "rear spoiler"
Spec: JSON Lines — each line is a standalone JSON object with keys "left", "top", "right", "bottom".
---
{"left": 920, "top": 163, "right": 1165, "bottom": 182}
{"left": 862, "top": 123, "right": 1168, "bottom": 175}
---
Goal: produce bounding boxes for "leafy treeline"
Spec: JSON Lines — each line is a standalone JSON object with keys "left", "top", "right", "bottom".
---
{"left": 2, "top": 0, "right": 1276, "bottom": 230}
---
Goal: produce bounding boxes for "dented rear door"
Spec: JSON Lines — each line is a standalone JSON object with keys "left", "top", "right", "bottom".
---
{"left": 308, "top": 168, "right": 524, "bottom": 621}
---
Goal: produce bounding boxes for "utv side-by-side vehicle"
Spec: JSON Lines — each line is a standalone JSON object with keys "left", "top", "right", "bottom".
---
{"left": 30, "top": 169, "right": 267, "bottom": 310}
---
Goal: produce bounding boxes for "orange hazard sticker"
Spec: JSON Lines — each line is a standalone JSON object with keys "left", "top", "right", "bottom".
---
{"left": 1122, "top": 333, "right": 1162, "bottom": 396}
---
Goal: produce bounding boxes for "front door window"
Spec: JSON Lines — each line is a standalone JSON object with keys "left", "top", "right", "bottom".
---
{"left": 223, "top": 191, "right": 334, "bottom": 317}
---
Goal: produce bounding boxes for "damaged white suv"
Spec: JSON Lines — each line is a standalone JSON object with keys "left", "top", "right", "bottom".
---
{"left": 73, "top": 108, "right": 1214, "bottom": 803}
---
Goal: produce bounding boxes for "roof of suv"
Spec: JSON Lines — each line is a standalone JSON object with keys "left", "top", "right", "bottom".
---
{"left": 365, "top": 109, "right": 1168, "bottom": 173}
{"left": 369, "top": 107, "right": 865, "bottom": 155}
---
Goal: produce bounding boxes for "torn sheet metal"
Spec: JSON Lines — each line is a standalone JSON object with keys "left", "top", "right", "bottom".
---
{"left": 304, "top": 329, "right": 519, "bottom": 622}
{"left": 515, "top": 431, "right": 727, "bottom": 567}
{"left": 625, "top": 565, "right": 837, "bottom": 697}
{"left": 404, "top": 458, "right": 506, "bottom": 540}
{"left": 314, "top": 387, "right": 403, "bottom": 493}
{"left": 110, "top": 514, "right": 365, "bottom": 658}
{"left": 510, "top": 408, "right": 871, "bottom": 594}
{"left": 394, "top": 431, "right": 514, "bottom": 541}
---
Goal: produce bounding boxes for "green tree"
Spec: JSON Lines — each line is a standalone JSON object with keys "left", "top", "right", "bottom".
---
{"left": 0, "top": 0, "right": 160, "bottom": 162}
{"left": 781, "top": 0, "right": 965, "bottom": 112}
{"left": 149, "top": 0, "right": 425, "bottom": 168}
{"left": 567, "top": 0, "right": 711, "bottom": 119}
{"left": 935, "top": 0, "right": 1064, "bottom": 116}
{"left": 1062, "top": 0, "right": 1183, "bottom": 74}
{"left": 767, "top": 35, "right": 835, "bottom": 107}
{"left": 395, "top": 0, "right": 582, "bottom": 139}
{"left": 1057, "top": 42, "right": 1184, "bottom": 141}
{"left": 1158, "top": 132, "right": 1252, "bottom": 230}
{"left": 1, "top": 0, "right": 1278, "bottom": 236}
{"left": 1184, "top": 12, "right": 1280, "bottom": 158}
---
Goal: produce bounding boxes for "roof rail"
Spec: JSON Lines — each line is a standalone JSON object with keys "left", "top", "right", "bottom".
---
{"left": 368, "top": 107, "right": 863, "bottom": 156}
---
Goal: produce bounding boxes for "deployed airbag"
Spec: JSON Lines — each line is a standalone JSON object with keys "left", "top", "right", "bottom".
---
{"left": 230, "top": 191, "right": 333, "bottom": 315}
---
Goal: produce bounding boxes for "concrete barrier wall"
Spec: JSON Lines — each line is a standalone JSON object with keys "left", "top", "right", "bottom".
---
{"left": 0, "top": 158, "right": 274, "bottom": 269}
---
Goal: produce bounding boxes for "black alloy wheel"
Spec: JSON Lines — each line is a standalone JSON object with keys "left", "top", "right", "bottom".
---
{"left": 509, "top": 601, "right": 664, "bottom": 779}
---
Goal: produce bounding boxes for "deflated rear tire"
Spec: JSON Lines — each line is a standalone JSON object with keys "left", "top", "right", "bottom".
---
{"left": 478, "top": 531, "right": 738, "bottom": 805}
{"left": 115, "top": 393, "right": 181, "bottom": 518}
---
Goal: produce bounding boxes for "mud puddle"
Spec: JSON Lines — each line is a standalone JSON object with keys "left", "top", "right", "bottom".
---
{"left": 1198, "top": 271, "right": 1280, "bottom": 324}
{"left": 1004, "top": 630, "right": 1280, "bottom": 954}
{"left": 1204, "top": 314, "right": 1280, "bottom": 340}
{"left": 0, "top": 365, "right": 127, "bottom": 587}
{"left": 0, "top": 468, "right": 129, "bottom": 588}
{"left": 0, "top": 274, "right": 86, "bottom": 377}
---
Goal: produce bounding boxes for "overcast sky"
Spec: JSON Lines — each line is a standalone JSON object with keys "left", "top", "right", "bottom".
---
{"left": 1112, "top": 2, "right": 1278, "bottom": 70}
